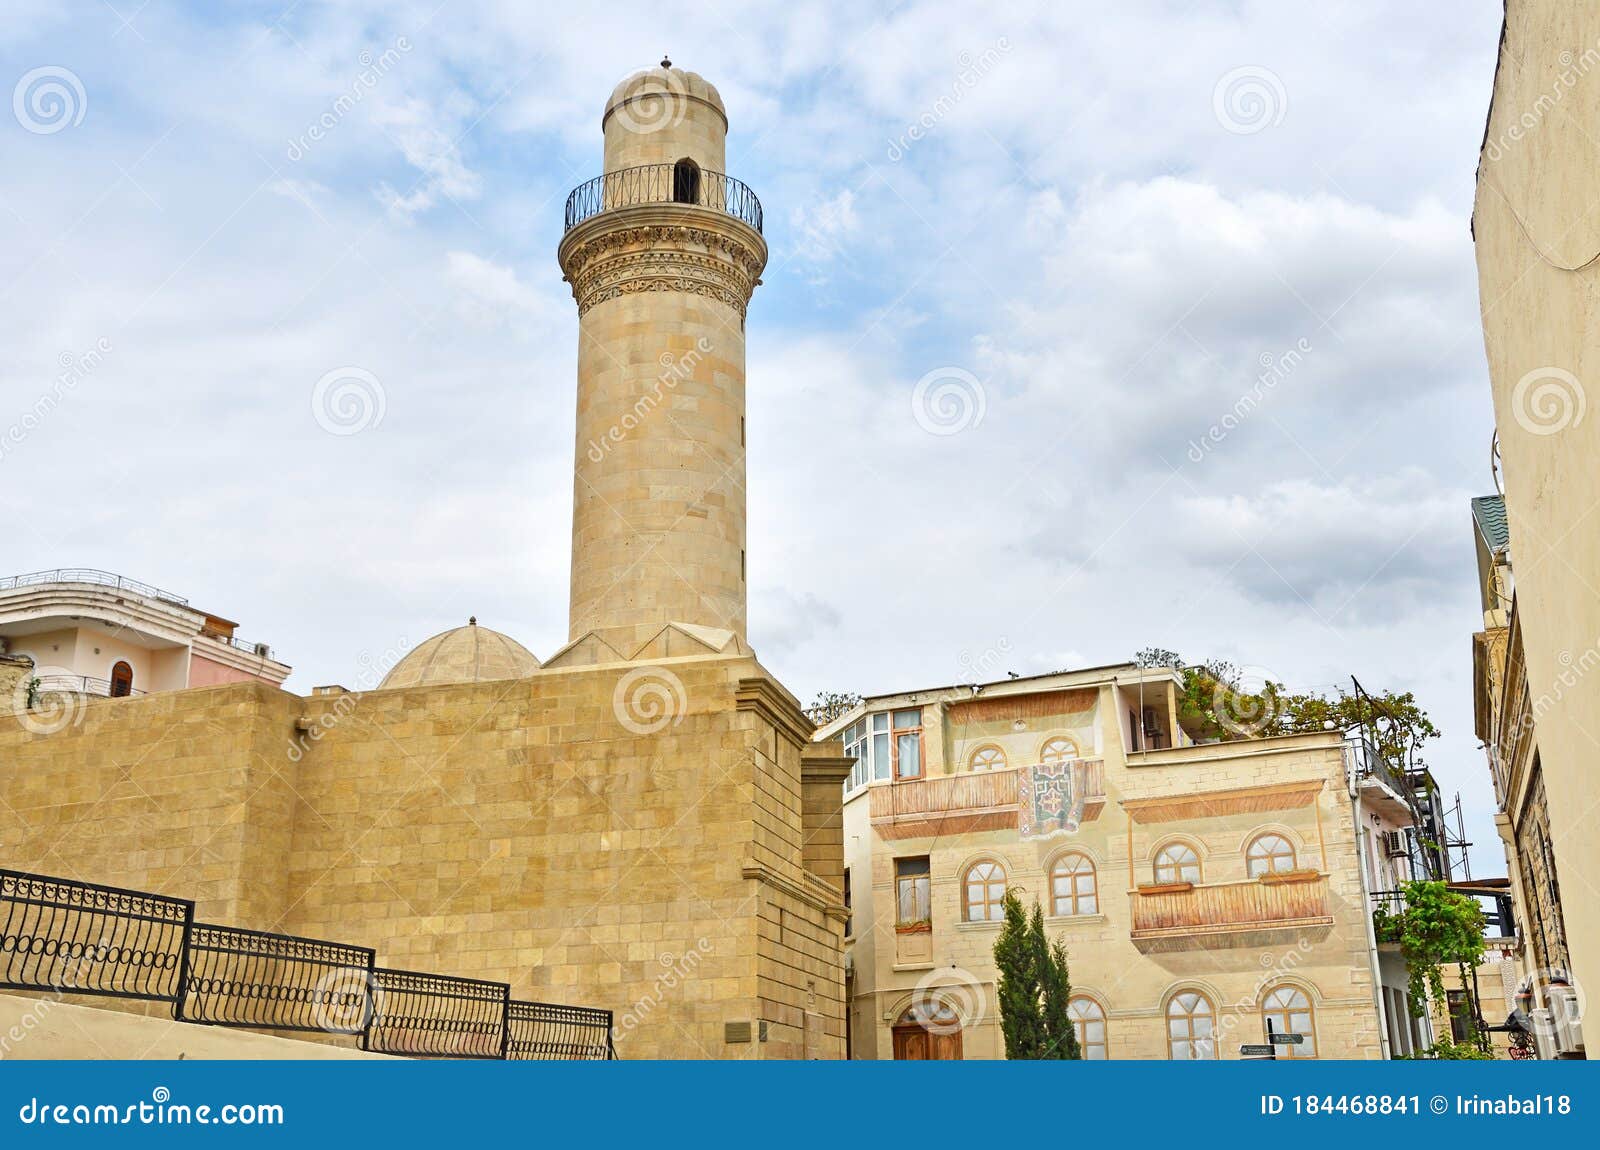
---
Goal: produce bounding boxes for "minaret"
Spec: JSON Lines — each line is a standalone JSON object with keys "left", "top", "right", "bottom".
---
{"left": 556, "top": 61, "right": 767, "bottom": 661}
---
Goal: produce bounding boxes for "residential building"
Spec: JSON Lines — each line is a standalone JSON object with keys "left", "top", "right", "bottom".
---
{"left": 823, "top": 665, "right": 1390, "bottom": 1060}
{"left": 1470, "top": 492, "right": 1583, "bottom": 1056}
{"left": 1473, "top": 0, "right": 1600, "bottom": 1018}
{"left": 0, "top": 567, "right": 289, "bottom": 698}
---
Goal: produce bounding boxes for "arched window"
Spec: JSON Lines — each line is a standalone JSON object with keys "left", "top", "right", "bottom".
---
{"left": 1247, "top": 833, "right": 1297, "bottom": 877}
{"left": 1166, "top": 991, "right": 1216, "bottom": 1060}
{"left": 672, "top": 158, "right": 701, "bottom": 204}
{"left": 969, "top": 745, "right": 1005, "bottom": 772}
{"left": 109, "top": 661, "right": 134, "bottom": 698}
{"left": 962, "top": 860, "right": 1006, "bottom": 922}
{"left": 1039, "top": 736, "right": 1076, "bottom": 764}
{"left": 897, "top": 1000, "right": 959, "bottom": 1030}
{"left": 1068, "top": 996, "right": 1107, "bottom": 1059}
{"left": 1050, "top": 853, "right": 1098, "bottom": 916}
{"left": 1153, "top": 842, "right": 1201, "bottom": 885}
{"left": 1262, "top": 985, "right": 1317, "bottom": 1058}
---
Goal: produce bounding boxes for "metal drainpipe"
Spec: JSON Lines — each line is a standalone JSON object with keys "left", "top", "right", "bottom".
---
{"left": 1349, "top": 746, "right": 1394, "bottom": 1060}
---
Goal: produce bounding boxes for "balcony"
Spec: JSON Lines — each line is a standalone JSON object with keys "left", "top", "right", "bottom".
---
{"left": 1130, "top": 873, "right": 1333, "bottom": 948}
{"left": 32, "top": 673, "right": 146, "bottom": 699}
{"left": 869, "top": 763, "right": 1106, "bottom": 841}
{"left": 563, "top": 164, "right": 763, "bottom": 234}
{"left": 0, "top": 567, "right": 188, "bottom": 605}
{"left": 1352, "top": 740, "right": 1419, "bottom": 825}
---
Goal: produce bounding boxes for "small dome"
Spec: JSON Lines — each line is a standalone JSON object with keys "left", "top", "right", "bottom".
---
{"left": 379, "top": 619, "right": 540, "bottom": 689}
{"left": 604, "top": 64, "right": 726, "bottom": 129}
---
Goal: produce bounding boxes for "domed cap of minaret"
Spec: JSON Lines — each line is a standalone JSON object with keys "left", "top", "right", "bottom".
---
{"left": 603, "top": 58, "right": 727, "bottom": 132}
{"left": 378, "top": 617, "right": 540, "bottom": 689}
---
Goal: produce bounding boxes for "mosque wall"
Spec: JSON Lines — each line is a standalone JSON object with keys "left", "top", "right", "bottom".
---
{"left": 0, "top": 655, "right": 845, "bottom": 1059}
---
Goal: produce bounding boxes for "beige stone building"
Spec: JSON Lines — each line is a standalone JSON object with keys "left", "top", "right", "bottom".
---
{"left": 1, "top": 568, "right": 290, "bottom": 697}
{"left": 1474, "top": 0, "right": 1600, "bottom": 1030}
{"left": 2, "top": 63, "right": 845, "bottom": 1061}
{"left": 820, "top": 666, "right": 1391, "bottom": 1060}
{"left": 1470, "top": 492, "right": 1583, "bottom": 1055}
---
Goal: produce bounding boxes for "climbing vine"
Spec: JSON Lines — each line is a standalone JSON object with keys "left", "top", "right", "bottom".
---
{"left": 1373, "top": 879, "right": 1486, "bottom": 1056}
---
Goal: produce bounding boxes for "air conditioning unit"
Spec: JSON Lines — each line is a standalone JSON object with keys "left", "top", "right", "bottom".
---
{"left": 1380, "top": 830, "right": 1408, "bottom": 858}
{"left": 253, "top": 643, "right": 271, "bottom": 658}
{"left": 1530, "top": 1010, "right": 1557, "bottom": 1060}
{"left": 1548, "top": 985, "right": 1585, "bottom": 1054}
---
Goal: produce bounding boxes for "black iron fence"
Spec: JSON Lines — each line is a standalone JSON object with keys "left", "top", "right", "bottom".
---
{"left": 180, "top": 923, "right": 374, "bottom": 1034}
{"left": 564, "top": 163, "right": 763, "bottom": 234}
{"left": 0, "top": 868, "right": 614, "bottom": 1060}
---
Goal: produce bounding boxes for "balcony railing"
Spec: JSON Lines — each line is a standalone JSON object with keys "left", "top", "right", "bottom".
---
{"left": 564, "top": 164, "right": 763, "bottom": 234}
{"left": 1130, "top": 874, "right": 1333, "bottom": 943}
{"left": 868, "top": 762, "right": 1106, "bottom": 840}
{"left": 0, "top": 868, "right": 614, "bottom": 1060}
{"left": 30, "top": 674, "right": 147, "bottom": 699}
{"left": 200, "top": 630, "right": 274, "bottom": 660}
{"left": 0, "top": 568, "right": 188, "bottom": 605}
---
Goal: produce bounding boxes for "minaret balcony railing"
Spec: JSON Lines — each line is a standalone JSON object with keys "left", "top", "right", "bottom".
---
{"left": 563, "top": 164, "right": 763, "bottom": 234}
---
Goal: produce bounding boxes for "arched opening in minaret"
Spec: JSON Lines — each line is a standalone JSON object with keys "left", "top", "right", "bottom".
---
{"left": 672, "top": 158, "right": 701, "bottom": 205}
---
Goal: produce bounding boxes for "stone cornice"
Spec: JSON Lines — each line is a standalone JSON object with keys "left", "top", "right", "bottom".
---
{"left": 800, "top": 748, "right": 853, "bottom": 785}
{"left": 558, "top": 206, "right": 767, "bottom": 318}
{"left": 735, "top": 675, "right": 814, "bottom": 749}
{"left": 741, "top": 857, "right": 848, "bottom": 921}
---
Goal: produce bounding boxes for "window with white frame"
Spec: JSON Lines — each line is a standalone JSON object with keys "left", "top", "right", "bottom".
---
{"left": 843, "top": 709, "right": 923, "bottom": 789}
{"left": 843, "top": 713, "right": 891, "bottom": 791}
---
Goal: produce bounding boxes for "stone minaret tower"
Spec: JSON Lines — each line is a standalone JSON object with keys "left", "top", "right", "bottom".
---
{"left": 555, "top": 62, "right": 767, "bottom": 662}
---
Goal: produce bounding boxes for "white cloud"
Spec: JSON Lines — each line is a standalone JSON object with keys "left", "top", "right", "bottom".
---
{"left": 788, "top": 188, "right": 859, "bottom": 282}
{"left": 370, "top": 95, "right": 483, "bottom": 219}
{"left": 0, "top": 0, "right": 1508, "bottom": 868}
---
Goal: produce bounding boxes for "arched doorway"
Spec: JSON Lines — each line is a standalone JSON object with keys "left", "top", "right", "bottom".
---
{"left": 108, "top": 661, "right": 134, "bottom": 697}
{"left": 891, "top": 1000, "right": 962, "bottom": 1060}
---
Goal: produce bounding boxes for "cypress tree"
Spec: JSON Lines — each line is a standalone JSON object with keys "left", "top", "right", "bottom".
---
{"left": 1040, "top": 934, "right": 1080, "bottom": 1059}
{"left": 993, "top": 891, "right": 1043, "bottom": 1058}
{"left": 994, "top": 892, "right": 1081, "bottom": 1058}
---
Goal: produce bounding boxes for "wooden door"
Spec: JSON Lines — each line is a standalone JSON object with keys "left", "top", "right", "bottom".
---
{"left": 893, "top": 1025, "right": 929, "bottom": 1060}
{"left": 932, "top": 1028, "right": 963, "bottom": 1060}
{"left": 893, "top": 1024, "right": 962, "bottom": 1060}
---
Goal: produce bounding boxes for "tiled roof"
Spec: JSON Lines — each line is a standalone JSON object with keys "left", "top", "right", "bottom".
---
{"left": 1471, "top": 494, "right": 1510, "bottom": 553}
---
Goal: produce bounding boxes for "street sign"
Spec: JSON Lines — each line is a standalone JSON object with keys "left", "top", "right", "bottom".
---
{"left": 1268, "top": 1033, "right": 1304, "bottom": 1045}
{"left": 1240, "top": 1044, "right": 1275, "bottom": 1057}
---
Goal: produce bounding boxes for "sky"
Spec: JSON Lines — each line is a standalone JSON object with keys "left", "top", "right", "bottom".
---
{"left": 0, "top": 2, "right": 1507, "bottom": 864}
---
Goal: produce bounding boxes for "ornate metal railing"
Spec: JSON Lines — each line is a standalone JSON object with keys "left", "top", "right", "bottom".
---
{"left": 0, "top": 568, "right": 189, "bottom": 605}
{"left": 564, "top": 163, "right": 763, "bottom": 234}
{"left": 507, "top": 999, "right": 616, "bottom": 1060}
{"left": 0, "top": 868, "right": 615, "bottom": 1059}
{"left": 178, "top": 923, "right": 374, "bottom": 1033}
{"left": 0, "top": 870, "right": 191, "bottom": 1003}
{"left": 361, "top": 968, "right": 508, "bottom": 1059}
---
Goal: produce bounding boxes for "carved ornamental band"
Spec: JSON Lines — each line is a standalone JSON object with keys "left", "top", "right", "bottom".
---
{"left": 559, "top": 221, "right": 767, "bottom": 318}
